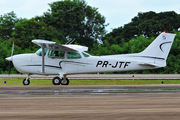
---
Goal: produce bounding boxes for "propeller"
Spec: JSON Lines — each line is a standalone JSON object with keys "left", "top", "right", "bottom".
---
{"left": 8, "top": 41, "right": 14, "bottom": 75}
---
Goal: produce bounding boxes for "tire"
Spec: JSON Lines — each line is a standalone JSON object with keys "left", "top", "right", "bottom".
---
{"left": 61, "top": 78, "right": 69, "bottom": 85}
{"left": 52, "top": 77, "right": 61, "bottom": 85}
{"left": 23, "top": 79, "right": 30, "bottom": 85}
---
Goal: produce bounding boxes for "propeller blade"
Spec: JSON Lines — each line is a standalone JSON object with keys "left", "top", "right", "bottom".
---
{"left": 11, "top": 41, "right": 14, "bottom": 61}
{"left": 8, "top": 41, "right": 14, "bottom": 75}
{"left": 8, "top": 61, "right": 12, "bottom": 75}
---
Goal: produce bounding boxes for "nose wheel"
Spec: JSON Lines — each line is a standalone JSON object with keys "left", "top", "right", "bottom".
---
{"left": 23, "top": 78, "right": 30, "bottom": 85}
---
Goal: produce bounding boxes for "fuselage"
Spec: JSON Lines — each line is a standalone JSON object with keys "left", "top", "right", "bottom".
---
{"left": 7, "top": 50, "right": 154, "bottom": 75}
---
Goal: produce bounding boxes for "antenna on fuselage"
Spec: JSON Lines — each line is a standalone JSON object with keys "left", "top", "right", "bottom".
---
{"left": 65, "top": 38, "right": 76, "bottom": 45}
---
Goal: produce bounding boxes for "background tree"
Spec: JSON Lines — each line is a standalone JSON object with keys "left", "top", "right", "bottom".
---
{"left": 36, "top": 0, "right": 108, "bottom": 48}
{"left": 0, "top": 11, "right": 19, "bottom": 40}
{"left": 136, "top": 11, "right": 180, "bottom": 37}
{"left": 105, "top": 11, "right": 180, "bottom": 45}
{"left": 12, "top": 18, "right": 66, "bottom": 50}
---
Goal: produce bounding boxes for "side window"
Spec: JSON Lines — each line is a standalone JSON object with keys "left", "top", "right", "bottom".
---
{"left": 48, "top": 50, "right": 65, "bottom": 58}
{"left": 67, "top": 52, "right": 81, "bottom": 59}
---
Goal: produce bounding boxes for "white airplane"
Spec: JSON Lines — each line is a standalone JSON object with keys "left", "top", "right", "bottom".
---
{"left": 6, "top": 32, "right": 176, "bottom": 85}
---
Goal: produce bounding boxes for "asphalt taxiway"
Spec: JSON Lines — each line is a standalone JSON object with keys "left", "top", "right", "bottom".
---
{"left": 0, "top": 85, "right": 180, "bottom": 120}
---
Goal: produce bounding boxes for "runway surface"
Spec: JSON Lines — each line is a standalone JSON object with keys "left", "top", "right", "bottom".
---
{"left": 1, "top": 85, "right": 180, "bottom": 120}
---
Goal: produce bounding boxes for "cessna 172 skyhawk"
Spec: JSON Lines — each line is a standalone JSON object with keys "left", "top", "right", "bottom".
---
{"left": 6, "top": 32, "right": 176, "bottom": 85}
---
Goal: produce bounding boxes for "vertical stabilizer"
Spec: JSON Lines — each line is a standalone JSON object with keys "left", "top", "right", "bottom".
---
{"left": 139, "top": 32, "right": 176, "bottom": 67}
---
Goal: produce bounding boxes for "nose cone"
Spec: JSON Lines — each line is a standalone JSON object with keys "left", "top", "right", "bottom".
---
{"left": 6, "top": 54, "right": 33, "bottom": 73}
{"left": 5, "top": 56, "right": 12, "bottom": 61}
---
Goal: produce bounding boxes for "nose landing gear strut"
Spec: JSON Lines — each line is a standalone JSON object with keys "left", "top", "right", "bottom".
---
{"left": 23, "top": 74, "right": 31, "bottom": 85}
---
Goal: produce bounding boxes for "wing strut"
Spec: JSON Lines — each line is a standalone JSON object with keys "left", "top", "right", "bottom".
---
{"left": 42, "top": 43, "right": 45, "bottom": 73}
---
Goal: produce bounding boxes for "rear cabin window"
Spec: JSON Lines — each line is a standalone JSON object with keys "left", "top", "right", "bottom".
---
{"left": 82, "top": 52, "right": 90, "bottom": 57}
{"left": 67, "top": 52, "right": 81, "bottom": 59}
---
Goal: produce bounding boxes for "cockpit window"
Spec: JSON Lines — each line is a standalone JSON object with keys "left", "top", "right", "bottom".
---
{"left": 82, "top": 52, "right": 90, "bottom": 57}
{"left": 67, "top": 52, "right": 81, "bottom": 59}
{"left": 36, "top": 48, "right": 47, "bottom": 56}
{"left": 48, "top": 50, "right": 65, "bottom": 58}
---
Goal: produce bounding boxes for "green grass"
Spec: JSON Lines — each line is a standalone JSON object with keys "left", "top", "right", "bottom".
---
{"left": 0, "top": 78, "right": 180, "bottom": 85}
{"left": 0, "top": 78, "right": 53, "bottom": 85}
{"left": 70, "top": 79, "right": 180, "bottom": 85}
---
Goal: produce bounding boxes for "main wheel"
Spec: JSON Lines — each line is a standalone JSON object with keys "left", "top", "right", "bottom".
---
{"left": 61, "top": 78, "right": 69, "bottom": 85}
{"left": 52, "top": 77, "right": 61, "bottom": 85}
{"left": 23, "top": 78, "right": 30, "bottom": 85}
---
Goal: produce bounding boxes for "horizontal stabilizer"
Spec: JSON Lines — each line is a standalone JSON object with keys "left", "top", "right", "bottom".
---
{"left": 139, "top": 62, "right": 165, "bottom": 67}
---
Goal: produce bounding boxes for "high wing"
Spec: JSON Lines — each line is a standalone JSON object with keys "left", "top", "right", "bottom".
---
{"left": 32, "top": 39, "right": 88, "bottom": 52}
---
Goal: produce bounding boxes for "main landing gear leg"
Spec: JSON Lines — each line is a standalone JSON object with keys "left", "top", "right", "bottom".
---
{"left": 23, "top": 74, "right": 31, "bottom": 85}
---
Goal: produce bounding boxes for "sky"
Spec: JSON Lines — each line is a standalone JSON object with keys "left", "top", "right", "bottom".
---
{"left": 0, "top": 0, "right": 180, "bottom": 33}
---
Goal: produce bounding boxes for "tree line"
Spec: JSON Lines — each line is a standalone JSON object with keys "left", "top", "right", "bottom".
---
{"left": 0, "top": 0, "right": 180, "bottom": 74}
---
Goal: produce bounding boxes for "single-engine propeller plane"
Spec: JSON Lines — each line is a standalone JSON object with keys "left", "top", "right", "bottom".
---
{"left": 6, "top": 32, "right": 176, "bottom": 85}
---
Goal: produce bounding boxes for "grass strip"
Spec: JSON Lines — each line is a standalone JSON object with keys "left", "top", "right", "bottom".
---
{"left": 0, "top": 78, "right": 180, "bottom": 85}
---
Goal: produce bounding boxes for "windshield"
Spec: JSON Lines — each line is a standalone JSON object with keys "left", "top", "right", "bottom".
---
{"left": 36, "top": 48, "right": 47, "bottom": 56}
